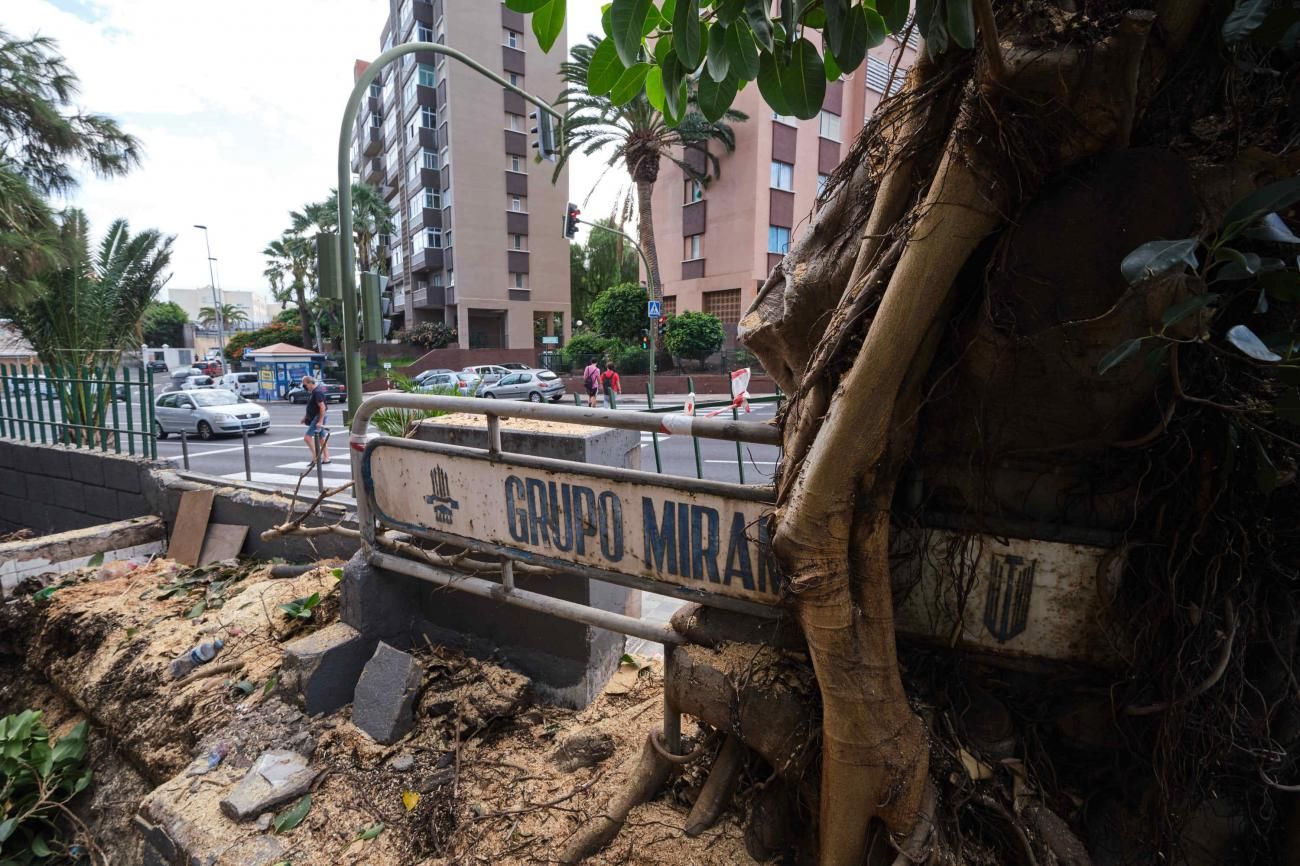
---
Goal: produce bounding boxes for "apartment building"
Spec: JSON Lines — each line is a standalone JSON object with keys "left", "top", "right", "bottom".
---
{"left": 649, "top": 34, "right": 918, "bottom": 342}
{"left": 165, "top": 287, "right": 283, "bottom": 329}
{"left": 351, "top": 0, "right": 571, "bottom": 351}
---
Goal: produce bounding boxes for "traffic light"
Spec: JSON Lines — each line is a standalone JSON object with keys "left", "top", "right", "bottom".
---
{"left": 657, "top": 316, "right": 667, "bottom": 340}
{"left": 564, "top": 202, "right": 581, "bottom": 240}
{"left": 641, "top": 329, "right": 649, "bottom": 350}
{"left": 360, "top": 272, "right": 388, "bottom": 343}
{"left": 531, "top": 110, "right": 558, "bottom": 162}
{"left": 315, "top": 233, "right": 340, "bottom": 300}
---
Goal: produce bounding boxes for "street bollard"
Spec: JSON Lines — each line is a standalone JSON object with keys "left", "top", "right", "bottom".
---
{"left": 179, "top": 429, "right": 190, "bottom": 470}
{"left": 241, "top": 427, "right": 252, "bottom": 482}
{"left": 313, "top": 430, "right": 325, "bottom": 494}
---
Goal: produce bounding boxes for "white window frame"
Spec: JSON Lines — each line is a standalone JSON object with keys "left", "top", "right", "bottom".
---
{"left": 510, "top": 194, "right": 527, "bottom": 213}
{"left": 503, "top": 28, "right": 521, "bottom": 49}
{"left": 819, "top": 110, "right": 841, "bottom": 142}
{"left": 427, "top": 227, "right": 442, "bottom": 249}
{"left": 683, "top": 178, "right": 703, "bottom": 203}
{"left": 768, "top": 225, "right": 791, "bottom": 254}
{"left": 770, "top": 160, "right": 794, "bottom": 191}
{"left": 510, "top": 271, "right": 528, "bottom": 289}
{"left": 420, "top": 106, "right": 436, "bottom": 129}
{"left": 505, "top": 112, "right": 525, "bottom": 132}
{"left": 508, "top": 72, "right": 523, "bottom": 89}
{"left": 507, "top": 154, "right": 525, "bottom": 173}
{"left": 416, "top": 22, "right": 434, "bottom": 43}
{"left": 417, "top": 63, "right": 437, "bottom": 88}
{"left": 510, "top": 233, "right": 528, "bottom": 251}
{"left": 817, "top": 173, "right": 830, "bottom": 195}
{"left": 422, "top": 149, "right": 439, "bottom": 170}
{"left": 684, "top": 234, "right": 703, "bottom": 260}
{"left": 772, "top": 112, "right": 798, "bottom": 125}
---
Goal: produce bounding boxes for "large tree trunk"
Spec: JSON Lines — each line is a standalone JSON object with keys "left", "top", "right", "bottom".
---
{"left": 295, "top": 283, "right": 311, "bottom": 346}
{"left": 634, "top": 178, "right": 663, "bottom": 299}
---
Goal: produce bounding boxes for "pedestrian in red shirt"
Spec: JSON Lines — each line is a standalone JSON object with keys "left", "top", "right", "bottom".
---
{"left": 601, "top": 363, "right": 621, "bottom": 408}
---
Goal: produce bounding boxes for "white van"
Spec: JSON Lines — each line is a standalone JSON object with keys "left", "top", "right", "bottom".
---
{"left": 219, "top": 371, "right": 260, "bottom": 398}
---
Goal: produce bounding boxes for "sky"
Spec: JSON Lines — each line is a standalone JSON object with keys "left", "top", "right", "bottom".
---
{"left": 5, "top": 0, "right": 620, "bottom": 301}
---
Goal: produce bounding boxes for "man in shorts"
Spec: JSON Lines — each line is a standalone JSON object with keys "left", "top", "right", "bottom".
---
{"left": 300, "top": 375, "right": 332, "bottom": 464}
{"left": 582, "top": 359, "right": 600, "bottom": 408}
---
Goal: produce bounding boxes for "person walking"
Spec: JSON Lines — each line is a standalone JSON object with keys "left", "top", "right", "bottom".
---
{"left": 300, "top": 375, "right": 331, "bottom": 464}
{"left": 601, "top": 362, "right": 622, "bottom": 409}
{"left": 582, "top": 359, "right": 601, "bottom": 408}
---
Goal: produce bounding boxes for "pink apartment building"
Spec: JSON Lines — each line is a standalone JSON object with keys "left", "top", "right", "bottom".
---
{"left": 649, "top": 34, "right": 918, "bottom": 343}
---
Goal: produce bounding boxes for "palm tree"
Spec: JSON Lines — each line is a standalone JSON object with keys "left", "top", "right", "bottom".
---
{"left": 555, "top": 35, "right": 745, "bottom": 299}
{"left": 263, "top": 233, "right": 314, "bottom": 346}
{"left": 198, "top": 303, "right": 248, "bottom": 330}
{"left": 301, "top": 183, "right": 395, "bottom": 274}
{"left": 0, "top": 209, "right": 172, "bottom": 444}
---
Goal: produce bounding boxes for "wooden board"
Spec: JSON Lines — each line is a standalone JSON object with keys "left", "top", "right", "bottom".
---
{"left": 168, "top": 489, "right": 214, "bottom": 567}
{"left": 197, "top": 523, "right": 249, "bottom": 566}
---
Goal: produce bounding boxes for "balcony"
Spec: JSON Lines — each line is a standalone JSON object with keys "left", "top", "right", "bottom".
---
{"left": 409, "top": 247, "right": 444, "bottom": 273}
{"left": 412, "top": 284, "right": 445, "bottom": 309}
{"left": 363, "top": 126, "right": 383, "bottom": 157}
{"left": 364, "top": 157, "right": 384, "bottom": 186}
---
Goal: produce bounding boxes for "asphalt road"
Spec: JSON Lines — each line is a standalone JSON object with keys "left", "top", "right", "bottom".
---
{"left": 153, "top": 391, "right": 782, "bottom": 497}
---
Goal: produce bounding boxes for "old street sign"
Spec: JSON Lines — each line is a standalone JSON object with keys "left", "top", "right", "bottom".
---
{"left": 363, "top": 440, "right": 781, "bottom": 610}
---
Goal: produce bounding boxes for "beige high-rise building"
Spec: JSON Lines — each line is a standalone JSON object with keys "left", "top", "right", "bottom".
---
{"left": 649, "top": 34, "right": 918, "bottom": 344}
{"left": 352, "top": 0, "right": 571, "bottom": 352}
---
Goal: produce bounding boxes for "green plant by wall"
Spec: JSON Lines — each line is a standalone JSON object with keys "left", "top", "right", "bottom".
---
{"left": 587, "top": 282, "right": 648, "bottom": 342}
{"left": 561, "top": 332, "right": 612, "bottom": 369}
{"left": 0, "top": 710, "right": 92, "bottom": 862}
{"left": 371, "top": 380, "right": 455, "bottom": 437}
{"left": 664, "top": 311, "right": 725, "bottom": 368}
{"left": 395, "top": 321, "right": 456, "bottom": 351}
{"left": 224, "top": 322, "right": 305, "bottom": 364}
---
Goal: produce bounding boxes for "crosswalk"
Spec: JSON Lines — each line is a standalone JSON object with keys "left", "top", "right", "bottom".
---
{"left": 223, "top": 459, "right": 355, "bottom": 503}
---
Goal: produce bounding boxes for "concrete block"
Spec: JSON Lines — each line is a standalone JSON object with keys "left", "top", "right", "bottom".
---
{"left": 83, "top": 485, "right": 120, "bottom": 520}
{"left": 340, "top": 549, "right": 422, "bottom": 641}
{"left": 116, "top": 491, "right": 150, "bottom": 519}
{"left": 352, "top": 642, "right": 422, "bottom": 745}
{"left": 280, "top": 622, "right": 376, "bottom": 716}
{"left": 28, "top": 480, "right": 57, "bottom": 506}
{"left": 0, "top": 442, "right": 14, "bottom": 470}
{"left": 36, "top": 446, "right": 70, "bottom": 480}
{"left": 220, "top": 750, "right": 315, "bottom": 821}
{"left": 52, "top": 478, "right": 85, "bottom": 511}
{"left": 0, "top": 468, "right": 25, "bottom": 500}
{"left": 102, "top": 456, "right": 144, "bottom": 493}
{"left": 65, "top": 450, "right": 105, "bottom": 488}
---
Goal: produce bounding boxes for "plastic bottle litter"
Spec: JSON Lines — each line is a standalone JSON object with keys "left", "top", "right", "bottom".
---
{"left": 168, "top": 638, "right": 224, "bottom": 680}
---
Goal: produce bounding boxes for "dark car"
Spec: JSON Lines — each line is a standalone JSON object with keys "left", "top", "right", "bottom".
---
{"left": 144, "top": 359, "right": 169, "bottom": 373}
{"left": 286, "top": 380, "right": 346, "bottom": 404}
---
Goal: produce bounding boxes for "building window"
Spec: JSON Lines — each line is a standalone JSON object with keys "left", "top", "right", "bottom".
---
{"left": 432, "top": 273, "right": 444, "bottom": 288}
{"left": 504, "top": 29, "right": 521, "bottom": 49}
{"left": 422, "top": 149, "right": 439, "bottom": 170}
{"left": 768, "top": 225, "right": 791, "bottom": 253}
{"left": 411, "top": 229, "right": 425, "bottom": 252}
{"left": 416, "top": 22, "right": 434, "bottom": 43}
{"left": 684, "top": 234, "right": 703, "bottom": 260}
{"left": 505, "top": 112, "right": 525, "bottom": 132}
{"left": 423, "top": 187, "right": 440, "bottom": 209}
{"left": 406, "top": 159, "right": 418, "bottom": 186}
{"left": 772, "top": 112, "right": 798, "bottom": 125}
{"left": 442, "top": 182, "right": 453, "bottom": 208}
{"left": 369, "top": 81, "right": 382, "bottom": 99}
{"left": 404, "top": 74, "right": 417, "bottom": 110}
{"left": 507, "top": 154, "right": 524, "bottom": 172}
{"left": 508, "top": 72, "right": 523, "bottom": 89}
{"left": 683, "top": 178, "right": 703, "bottom": 203}
{"left": 770, "top": 160, "right": 794, "bottom": 191}
{"left": 408, "top": 195, "right": 421, "bottom": 222}
{"left": 420, "top": 106, "right": 436, "bottom": 129}
{"left": 866, "top": 56, "right": 893, "bottom": 94}
{"left": 444, "top": 229, "right": 453, "bottom": 247}
{"left": 663, "top": 295, "right": 677, "bottom": 316}
{"left": 392, "top": 245, "right": 403, "bottom": 269}
{"left": 510, "top": 271, "right": 528, "bottom": 289}
{"left": 819, "top": 110, "right": 841, "bottom": 142}
{"left": 703, "top": 288, "right": 742, "bottom": 325}
{"left": 386, "top": 147, "right": 399, "bottom": 179}
{"left": 510, "top": 233, "right": 527, "bottom": 251}
{"left": 510, "top": 194, "right": 527, "bottom": 212}
{"left": 417, "top": 64, "right": 437, "bottom": 88}
{"left": 427, "top": 227, "right": 442, "bottom": 249}
{"left": 817, "top": 173, "right": 830, "bottom": 195}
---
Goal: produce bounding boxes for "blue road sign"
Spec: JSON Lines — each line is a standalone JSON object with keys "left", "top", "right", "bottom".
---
{"left": 647, "top": 299, "right": 662, "bottom": 319}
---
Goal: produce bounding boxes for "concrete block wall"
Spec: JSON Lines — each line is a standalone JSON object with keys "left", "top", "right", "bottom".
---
{"left": 0, "top": 439, "right": 152, "bottom": 535}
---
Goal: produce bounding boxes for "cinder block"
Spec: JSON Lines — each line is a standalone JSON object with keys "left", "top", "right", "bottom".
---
{"left": 280, "top": 622, "right": 376, "bottom": 716}
{"left": 0, "top": 468, "right": 26, "bottom": 500}
{"left": 36, "top": 447, "right": 71, "bottom": 480}
{"left": 116, "top": 491, "right": 150, "bottom": 518}
{"left": 84, "top": 485, "right": 120, "bottom": 520}
{"left": 101, "top": 456, "right": 144, "bottom": 494}
{"left": 28, "top": 481, "right": 57, "bottom": 506}
{"left": 44, "top": 505, "right": 91, "bottom": 533}
{"left": 52, "top": 478, "right": 85, "bottom": 511}
{"left": 65, "top": 450, "right": 105, "bottom": 488}
{"left": 352, "top": 642, "right": 421, "bottom": 744}
{"left": 0, "top": 442, "right": 14, "bottom": 470}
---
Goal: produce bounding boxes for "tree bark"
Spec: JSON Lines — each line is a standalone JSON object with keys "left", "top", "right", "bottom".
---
{"left": 295, "top": 283, "right": 311, "bottom": 346}
{"left": 634, "top": 178, "right": 663, "bottom": 300}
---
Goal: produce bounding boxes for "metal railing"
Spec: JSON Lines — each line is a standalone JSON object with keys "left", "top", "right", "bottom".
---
{"left": 0, "top": 364, "right": 157, "bottom": 458}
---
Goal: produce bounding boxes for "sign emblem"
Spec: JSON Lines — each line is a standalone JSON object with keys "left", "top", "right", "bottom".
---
{"left": 423, "top": 466, "right": 460, "bottom": 525}
{"left": 647, "top": 299, "right": 662, "bottom": 319}
{"left": 983, "top": 554, "right": 1035, "bottom": 642}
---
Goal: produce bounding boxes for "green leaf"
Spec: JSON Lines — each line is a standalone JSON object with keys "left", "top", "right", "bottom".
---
{"left": 590, "top": 37, "right": 629, "bottom": 95}
{"left": 823, "top": 0, "right": 849, "bottom": 56}
{"left": 355, "top": 823, "right": 385, "bottom": 841}
{"left": 697, "top": 72, "right": 738, "bottom": 121}
{"left": 653, "top": 32, "right": 674, "bottom": 65}
{"left": 917, "top": 0, "right": 948, "bottom": 57}
{"left": 610, "top": 0, "right": 654, "bottom": 66}
{"left": 505, "top": 0, "right": 553, "bottom": 11}
{"left": 186, "top": 599, "right": 206, "bottom": 620}
{"left": 611, "top": 62, "right": 651, "bottom": 104}
{"left": 644, "top": 65, "right": 666, "bottom": 110}
{"left": 781, "top": 38, "right": 826, "bottom": 119}
{"left": 1160, "top": 293, "right": 1219, "bottom": 329}
{"left": 878, "top": 0, "right": 910, "bottom": 33}
{"left": 1245, "top": 213, "right": 1300, "bottom": 244}
{"left": 32, "top": 586, "right": 57, "bottom": 602}
{"left": 726, "top": 19, "right": 761, "bottom": 80}
{"left": 1097, "top": 338, "right": 1145, "bottom": 375}
{"left": 230, "top": 679, "right": 256, "bottom": 697}
{"left": 272, "top": 794, "right": 312, "bottom": 835}
{"left": 86, "top": 552, "right": 105, "bottom": 568}
{"left": 705, "top": 22, "right": 731, "bottom": 80}
{"left": 30, "top": 835, "right": 51, "bottom": 857}
{"left": 531, "top": 0, "right": 566, "bottom": 51}
{"left": 673, "top": 0, "right": 703, "bottom": 68}
{"left": 830, "top": 5, "right": 872, "bottom": 73}
{"left": 1225, "top": 176, "right": 1300, "bottom": 227}
{"left": 824, "top": 48, "right": 842, "bottom": 80}
{"left": 263, "top": 673, "right": 279, "bottom": 697}
{"left": 0, "top": 818, "right": 17, "bottom": 843}
{"left": 1214, "top": 248, "right": 1261, "bottom": 281}
{"left": 945, "top": 0, "right": 976, "bottom": 50}
{"left": 744, "top": 0, "right": 774, "bottom": 52}
{"left": 661, "top": 52, "right": 688, "bottom": 117}
{"left": 1226, "top": 324, "right": 1282, "bottom": 361}
{"left": 1222, "top": 0, "right": 1272, "bottom": 43}
{"left": 757, "top": 50, "right": 793, "bottom": 115}
{"left": 716, "top": 0, "right": 744, "bottom": 26}
{"left": 1120, "top": 238, "right": 1200, "bottom": 284}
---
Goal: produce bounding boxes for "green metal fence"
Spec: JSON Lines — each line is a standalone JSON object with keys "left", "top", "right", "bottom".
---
{"left": 0, "top": 364, "right": 157, "bottom": 458}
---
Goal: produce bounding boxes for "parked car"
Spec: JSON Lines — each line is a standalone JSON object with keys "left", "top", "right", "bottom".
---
{"left": 199, "top": 359, "right": 224, "bottom": 377}
{"left": 180, "top": 375, "right": 215, "bottom": 391}
{"left": 6, "top": 377, "right": 53, "bottom": 398}
{"left": 144, "top": 359, "right": 169, "bottom": 373}
{"left": 218, "top": 372, "right": 260, "bottom": 398}
{"left": 462, "top": 365, "right": 510, "bottom": 388}
{"left": 415, "top": 371, "right": 480, "bottom": 397}
{"left": 412, "top": 368, "right": 454, "bottom": 384}
{"left": 479, "top": 369, "right": 565, "bottom": 403}
{"left": 154, "top": 389, "right": 270, "bottom": 440}
{"left": 499, "top": 362, "right": 530, "bottom": 371}
{"left": 285, "top": 379, "right": 346, "bottom": 403}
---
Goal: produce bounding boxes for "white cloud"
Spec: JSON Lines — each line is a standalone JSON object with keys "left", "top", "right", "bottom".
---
{"left": 5, "top": 0, "right": 631, "bottom": 298}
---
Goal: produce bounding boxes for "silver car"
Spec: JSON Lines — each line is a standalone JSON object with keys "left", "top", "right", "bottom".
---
{"left": 416, "top": 371, "right": 480, "bottom": 397}
{"left": 154, "top": 389, "right": 270, "bottom": 440}
{"left": 479, "top": 369, "right": 565, "bottom": 403}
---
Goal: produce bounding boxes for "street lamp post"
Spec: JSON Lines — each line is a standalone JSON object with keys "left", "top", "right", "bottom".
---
{"left": 193, "top": 225, "right": 226, "bottom": 359}
{"left": 337, "top": 41, "right": 563, "bottom": 421}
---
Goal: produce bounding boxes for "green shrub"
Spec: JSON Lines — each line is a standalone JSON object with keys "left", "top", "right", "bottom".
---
{"left": 0, "top": 710, "right": 92, "bottom": 862}
{"left": 371, "top": 382, "right": 455, "bottom": 437}
{"left": 561, "top": 332, "right": 612, "bottom": 369}
{"left": 395, "top": 321, "right": 456, "bottom": 351}
{"left": 607, "top": 339, "right": 650, "bottom": 375}
{"left": 225, "top": 322, "right": 304, "bottom": 363}
{"left": 664, "top": 312, "right": 725, "bottom": 368}
{"left": 587, "top": 282, "right": 648, "bottom": 341}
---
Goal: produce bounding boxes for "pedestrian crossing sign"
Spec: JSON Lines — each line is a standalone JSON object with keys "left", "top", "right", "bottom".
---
{"left": 647, "top": 299, "right": 662, "bottom": 318}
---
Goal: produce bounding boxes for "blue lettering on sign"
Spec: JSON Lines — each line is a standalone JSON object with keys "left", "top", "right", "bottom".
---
{"left": 501, "top": 475, "right": 622, "bottom": 563}
{"left": 641, "top": 497, "right": 780, "bottom": 596}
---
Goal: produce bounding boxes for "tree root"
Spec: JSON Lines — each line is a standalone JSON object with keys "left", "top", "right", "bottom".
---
{"left": 557, "top": 730, "right": 675, "bottom": 864}
{"left": 684, "top": 734, "right": 745, "bottom": 837}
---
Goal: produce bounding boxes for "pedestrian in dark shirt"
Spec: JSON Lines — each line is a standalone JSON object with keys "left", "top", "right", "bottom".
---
{"left": 300, "top": 375, "right": 331, "bottom": 464}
